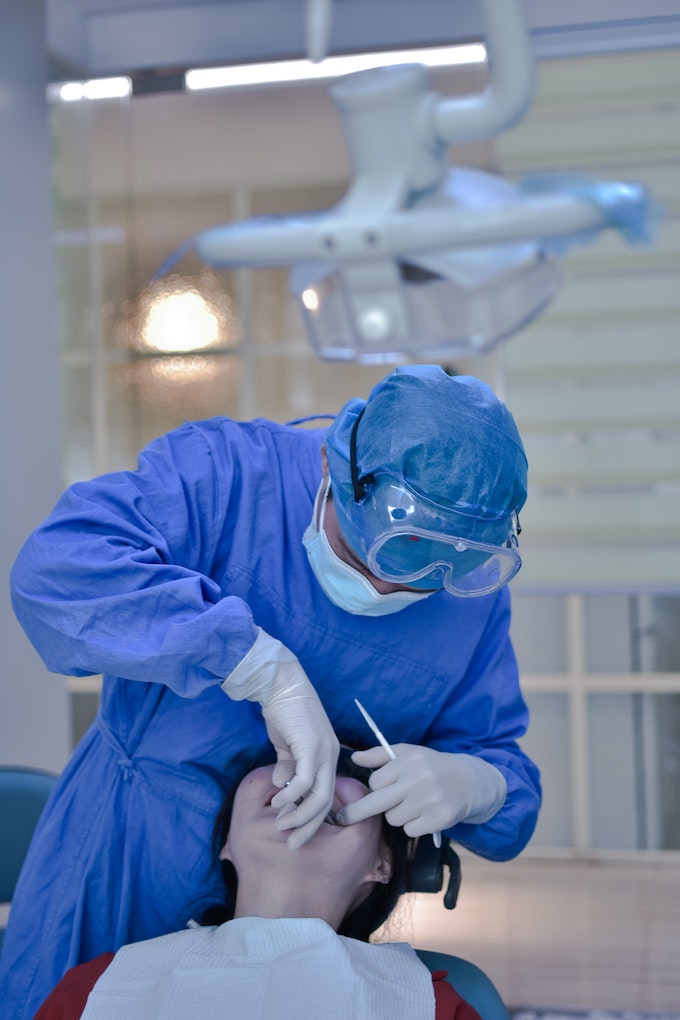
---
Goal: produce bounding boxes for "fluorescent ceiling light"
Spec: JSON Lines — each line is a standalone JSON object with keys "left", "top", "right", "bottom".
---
{"left": 47, "top": 77, "right": 132, "bottom": 102}
{"left": 185, "top": 43, "right": 486, "bottom": 91}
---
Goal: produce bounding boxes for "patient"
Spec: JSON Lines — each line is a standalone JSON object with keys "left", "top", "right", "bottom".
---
{"left": 34, "top": 750, "right": 481, "bottom": 1019}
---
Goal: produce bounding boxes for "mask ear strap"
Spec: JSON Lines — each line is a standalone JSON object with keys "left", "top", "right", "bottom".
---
{"left": 315, "top": 475, "right": 331, "bottom": 531}
{"left": 349, "top": 408, "right": 375, "bottom": 503}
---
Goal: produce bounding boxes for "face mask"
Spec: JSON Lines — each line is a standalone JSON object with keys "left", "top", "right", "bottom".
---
{"left": 302, "top": 479, "right": 435, "bottom": 616}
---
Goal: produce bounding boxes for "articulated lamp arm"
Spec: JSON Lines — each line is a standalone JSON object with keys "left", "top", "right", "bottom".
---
{"left": 423, "top": 0, "right": 535, "bottom": 146}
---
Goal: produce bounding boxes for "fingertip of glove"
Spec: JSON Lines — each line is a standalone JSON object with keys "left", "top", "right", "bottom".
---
{"left": 286, "top": 830, "right": 308, "bottom": 851}
{"left": 275, "top": 804, "right": 296, "bottom": 827}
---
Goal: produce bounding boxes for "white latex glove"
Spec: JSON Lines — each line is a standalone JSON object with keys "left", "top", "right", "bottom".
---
{"left": 222, "top": 628, "right": 339, "bottom": 849}
{"left": 334, "top": 744, "right": 507, "bottom": 838}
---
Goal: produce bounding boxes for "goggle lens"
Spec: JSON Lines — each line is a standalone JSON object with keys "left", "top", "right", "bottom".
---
{"left": 368, "top": 531, "right": 520, "bottom": 597}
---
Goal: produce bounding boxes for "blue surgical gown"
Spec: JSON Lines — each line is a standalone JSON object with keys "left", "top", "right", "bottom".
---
{"left": 1, "top": 417, "right": 541, "bottom": 1019}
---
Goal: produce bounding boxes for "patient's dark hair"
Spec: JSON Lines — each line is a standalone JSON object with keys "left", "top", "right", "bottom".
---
{"left": 199, "top": 747, "right": 412, "bottom": 941}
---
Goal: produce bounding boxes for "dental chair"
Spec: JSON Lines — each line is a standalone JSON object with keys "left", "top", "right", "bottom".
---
{"left": 408, "top": 837, "right": 511, "bottom": 1020}
{"left": 0, "top": 765, "right": 58, "bottom": 954}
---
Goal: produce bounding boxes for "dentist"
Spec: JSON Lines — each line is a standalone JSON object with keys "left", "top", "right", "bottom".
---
{"left": 2, "top": 364, "right": 540, "bottom": 1019}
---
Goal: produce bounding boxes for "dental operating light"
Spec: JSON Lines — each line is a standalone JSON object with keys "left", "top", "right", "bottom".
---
{"left": 160, "top": 0, "right": 652, "bottom": 363}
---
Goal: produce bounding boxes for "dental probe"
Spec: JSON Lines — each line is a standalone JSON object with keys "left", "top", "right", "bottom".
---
{"left": 354, "top": 699, "right": 442, "bottom": 848}
{"left": 354, "top": 698, "right": 396, "bottom": 761}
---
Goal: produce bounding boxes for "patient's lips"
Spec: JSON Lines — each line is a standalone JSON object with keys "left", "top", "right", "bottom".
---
{"left": 261, "top": 772, "right": 356, "bottom": 831}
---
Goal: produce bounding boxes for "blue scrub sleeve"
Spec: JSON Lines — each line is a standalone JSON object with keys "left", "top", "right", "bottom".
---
{"left": 424, "top": 591, "right": 541, "bottom": 861}
{"left": 10, "top": 423, "right": 259, "bottom": 698}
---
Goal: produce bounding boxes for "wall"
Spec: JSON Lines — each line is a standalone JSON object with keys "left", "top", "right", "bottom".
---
{"left": 0, "top": 0, "right": 70, "bottom": 771}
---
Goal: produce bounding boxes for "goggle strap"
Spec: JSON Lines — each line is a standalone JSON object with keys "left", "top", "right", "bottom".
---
{"left": 349, "top": 407, "right": 375, "bottom": 503}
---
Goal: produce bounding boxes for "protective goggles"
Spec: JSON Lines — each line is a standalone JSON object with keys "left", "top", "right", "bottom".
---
{"left": 346, "top": 412, "right": 522, "bottom": 598}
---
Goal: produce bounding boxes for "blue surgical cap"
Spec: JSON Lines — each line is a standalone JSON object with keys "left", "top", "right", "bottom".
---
{"left": 325, "top": 365, "right": 528, "bottom": 558}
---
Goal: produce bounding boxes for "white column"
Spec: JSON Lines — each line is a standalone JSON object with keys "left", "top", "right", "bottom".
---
{"left": 0, "top": 0, "right": 70, "bottom": 770}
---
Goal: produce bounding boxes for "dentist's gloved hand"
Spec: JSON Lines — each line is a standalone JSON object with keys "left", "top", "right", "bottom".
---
{"left": 222, "top": 628, "right": 339, "bottom": 850}
{"left": 334, "top": 744, "right": 507, "bottom": 837}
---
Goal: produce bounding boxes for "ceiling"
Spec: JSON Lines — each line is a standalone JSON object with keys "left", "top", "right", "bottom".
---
{"left": 45, "top": 0, "right": 680, "bottom": 81}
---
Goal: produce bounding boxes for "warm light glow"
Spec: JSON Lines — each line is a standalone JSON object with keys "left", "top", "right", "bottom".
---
{"left": 130, "top": 274, "right": 238, "bottom": 356}
{"left": 48, "top": 77, "right": 132, "bottom": 102}
{"left": 185, "top": 43, "right": 486, "bottom": 91}
{"left": 301, "top": 287, "right": 320, "bottom": 311}
{"left": 148, "top": 355, "right": 220, "bottom": 384}
{"left": 142, "top": 290, "right": 220, "bottom": 353}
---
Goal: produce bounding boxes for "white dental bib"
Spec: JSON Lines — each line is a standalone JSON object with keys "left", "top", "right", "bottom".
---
{"left": 81, "top": 917, "right": 435, "bottom": 1020}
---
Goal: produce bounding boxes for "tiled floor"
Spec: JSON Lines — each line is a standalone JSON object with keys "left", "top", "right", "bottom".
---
{"left": 389, "top": 853, "right": 680, "bottom": 1015}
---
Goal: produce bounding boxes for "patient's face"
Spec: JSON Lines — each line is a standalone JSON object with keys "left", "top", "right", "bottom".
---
{"left": 223, "top": 765, "right": 389, "bottom": 888}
